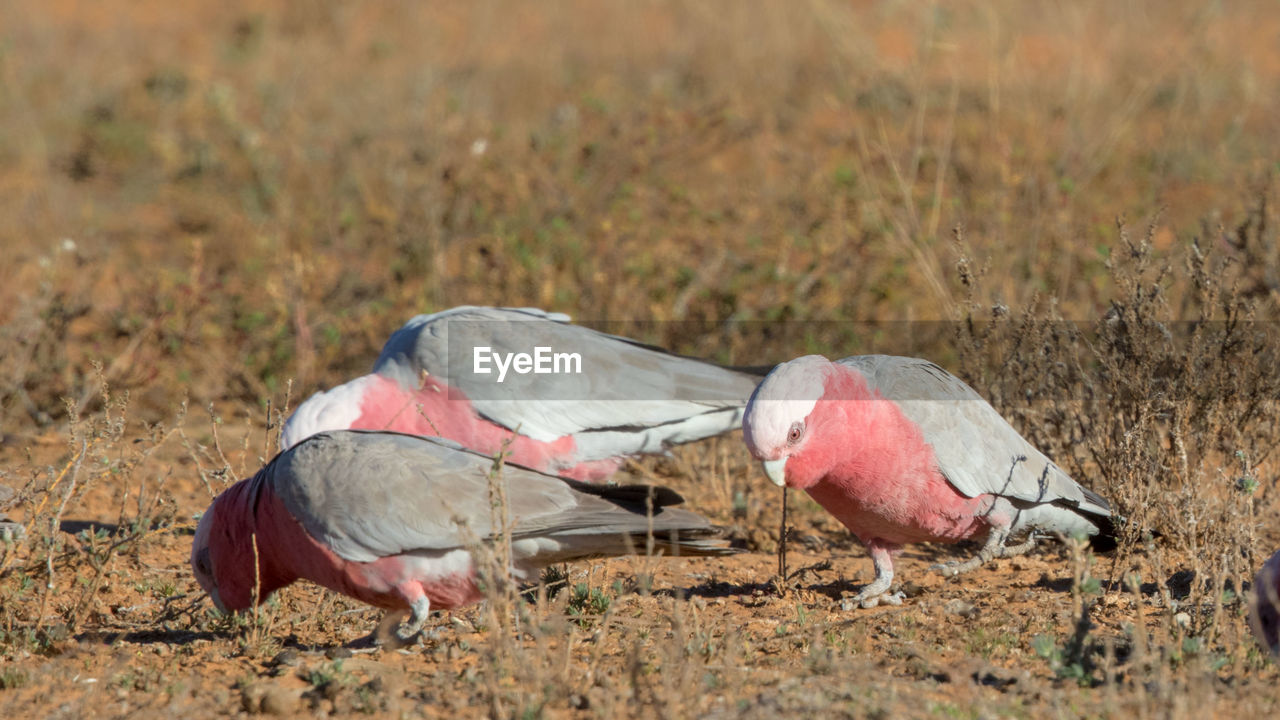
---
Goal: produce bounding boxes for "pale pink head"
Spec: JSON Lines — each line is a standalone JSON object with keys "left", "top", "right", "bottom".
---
{"left": 1251, "top": 549, "right": 1280, "bottom": 658}
{"left": 742, "top": 355, "right": 849, "bottom": 490}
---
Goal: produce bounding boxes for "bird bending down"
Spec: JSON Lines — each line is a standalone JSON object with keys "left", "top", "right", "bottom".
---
{"left": 281, "top": 307, "right": 763, "bottom": 482}
{"left": 742, "top": 354, "right": 1114, "bottom": 609}
{"left": 191, "top": 430, "right": 737, "bottom": 645}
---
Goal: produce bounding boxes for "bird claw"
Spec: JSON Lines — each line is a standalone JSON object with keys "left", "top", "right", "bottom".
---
{"left": 864, "top": 590, "right": 905, "bottom": 608}
{"left": 933, "top": 529, "right": 1036, "bottom": 579}
{"left": 0, "top": 513, "right": 24, "bottom": 543}
{"left": 374, "top": 610, "right": 414, "bottom": 649}
{"left": 374, "top": 596, "right": 434, "bottom": 650}
{"left": 393, "top": 627, "right": 424, "bottom": 645}
{"left": 840, "top": 589, "right": 905, "bottom": 610}
{"left": 374, "top": 621, "right": 433, "bottom": 650}
{"left": 0, "top": 522, "right": 24, "bottom": 543}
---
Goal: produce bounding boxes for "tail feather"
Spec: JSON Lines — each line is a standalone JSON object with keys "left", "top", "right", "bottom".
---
{"left": 1048, "top": 499, "right": 1118, "bottom": 552}
{"left": 510, "top": 479, "right": 740, "bottom": 561}
{"left": 1086, "top": 509, "right": 1165, "bottom": 553}
{"left": 564, "top": 480, "right": 686, "bottom": 508}
{"left": 1087, "top": 517, "right": 1118, "bottom": 553}
{"left": 535, "top": 521, "right": 740, "bottom": 564}
{"left": 642, "top": 525, "right": 741, "bottom": 558}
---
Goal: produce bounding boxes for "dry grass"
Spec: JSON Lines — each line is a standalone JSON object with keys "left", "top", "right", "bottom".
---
{"left": 2, "top": 0, "right": 1280, "bottom": 717}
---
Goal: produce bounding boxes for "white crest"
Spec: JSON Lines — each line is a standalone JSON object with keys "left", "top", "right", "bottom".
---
{"left": 742, "top": 355, "right": 830, "bottom": 457}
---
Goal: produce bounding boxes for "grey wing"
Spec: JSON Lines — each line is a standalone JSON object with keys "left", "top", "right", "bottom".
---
{"left": 270, "top": 430, "right": 590, "bottom": 562}
{"left": 372, "top": 307, "right": 762, "bottom": 453}
{"left": 374, "top": 307, "right": 572, "bottom": 384}
{"left": 837, "top": 355, "right": 1109, "bottom": 516}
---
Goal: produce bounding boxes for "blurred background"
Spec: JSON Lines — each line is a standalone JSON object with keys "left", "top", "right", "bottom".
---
{"left": 4, "top": 0, "right": 1277, "bottom": 435}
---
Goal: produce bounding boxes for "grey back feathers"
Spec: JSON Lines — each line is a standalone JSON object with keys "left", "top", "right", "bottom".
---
{"left": 270, "top": 430, "right": 735, "bottom": 564}
{"left": 372, "top": 307, "right": 760, "bottom": 454}
{"left": 837, "top": 355, "right": 1112, "bottom": 528}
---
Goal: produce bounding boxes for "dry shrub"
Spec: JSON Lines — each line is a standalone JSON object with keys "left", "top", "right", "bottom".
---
{"left": 952, "top": 199, "right": 1280, "bottom": 662}
{"left": 0, "top": 369, "right": 184, "bottom": 651}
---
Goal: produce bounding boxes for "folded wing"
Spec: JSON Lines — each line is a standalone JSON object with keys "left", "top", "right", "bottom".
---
{"left": 269, "top": 430, "right": 734, "bottom": 564}
{"left": 837, "top": 355, "right": 1110, "bottom": 520}
{"left": 374, "top": 307, "right": 762, "bottom": 455}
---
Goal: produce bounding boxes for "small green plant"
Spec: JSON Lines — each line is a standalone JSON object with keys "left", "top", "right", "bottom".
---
{"left": 567, "top": 582, "right": 611, "bottom": 626}
{"left": 306, "top": 659, "right": 351, "bottom": 692}
{"left": 1032, "top": 633, "right": 1089, "bottom": 685}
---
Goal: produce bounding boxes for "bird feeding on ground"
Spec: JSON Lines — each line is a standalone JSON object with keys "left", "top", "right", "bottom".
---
{"left": 743, "top": 354, "right": 1115, "bottom": 609}
{"left": 191, "top": 430, "right": 738, "bottom": 645}
{"left": 282, "top": 306, "right": 764, "bottom": 482}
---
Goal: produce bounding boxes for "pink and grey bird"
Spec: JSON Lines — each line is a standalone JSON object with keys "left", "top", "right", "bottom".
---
{"left": 743, "top": 355, "right": 1114, "bottom": 608}
{"left": 1250, "top": 549, "right": 1280, "bottom": 658}
{"left": 191, "top": 430, "right": 735, "bottom": 643}
{"left": 282, "top": 307, "right": 762, "bottom": 482}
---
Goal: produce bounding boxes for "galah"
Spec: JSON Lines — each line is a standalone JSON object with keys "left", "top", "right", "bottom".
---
{"left": 191, "top": 430, "right": 736, "bottom": 644}
{"left": 282, "top": 307, "right": 762, "bottom": 481}
{"left": 1251, "top": 549, "right": 1280, "bottom": 658}
{"left": 742, "top": 354, "right": 1115, "bottom": 608}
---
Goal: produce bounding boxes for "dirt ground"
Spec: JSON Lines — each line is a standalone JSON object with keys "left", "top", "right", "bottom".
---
{"left": 2, "top": 426, "right": 1277, "bottom": 719}
{"left": 3, "top": 0, "right": 1280, "bottom": 717}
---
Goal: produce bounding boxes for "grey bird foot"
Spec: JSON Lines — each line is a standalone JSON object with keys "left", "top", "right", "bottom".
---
{"left": 932, "top": 534, "right": 1036, "bottom": 578}
{"left": 841, "top": 589, "right": 905, "bottom": 610}
{"left": 0, "top": 504, "right": 24, "bottom": 543}
{"left": 840, "top": 573, "right": 904, "bottom": 610}
{"left": 0, "top": 519, "right": 24, "bottom": 543}
{"left": 374, "top": 596, "right": 434, "bottom": 650}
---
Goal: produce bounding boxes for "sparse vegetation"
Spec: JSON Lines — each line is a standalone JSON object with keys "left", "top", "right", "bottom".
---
{"left": 1, "top": 1, "right": 1278, "bottom": 717}
{"left": 566, "top": 581, "right": 614, "bottom": 627}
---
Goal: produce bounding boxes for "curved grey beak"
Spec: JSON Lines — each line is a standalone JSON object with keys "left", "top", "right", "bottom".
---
{"left": 209, "top": 587, "right": 227, "bottom": 614}
{"left": 762, "top": 457, "right": 788, "bottom": 487}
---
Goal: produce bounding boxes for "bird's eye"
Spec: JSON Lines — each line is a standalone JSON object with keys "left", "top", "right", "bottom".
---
{"left": 195, "top": 547, "right": 212, "bottom": 577}
{"left": 786, "top": 421, "right": 804, "bottom": 445}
